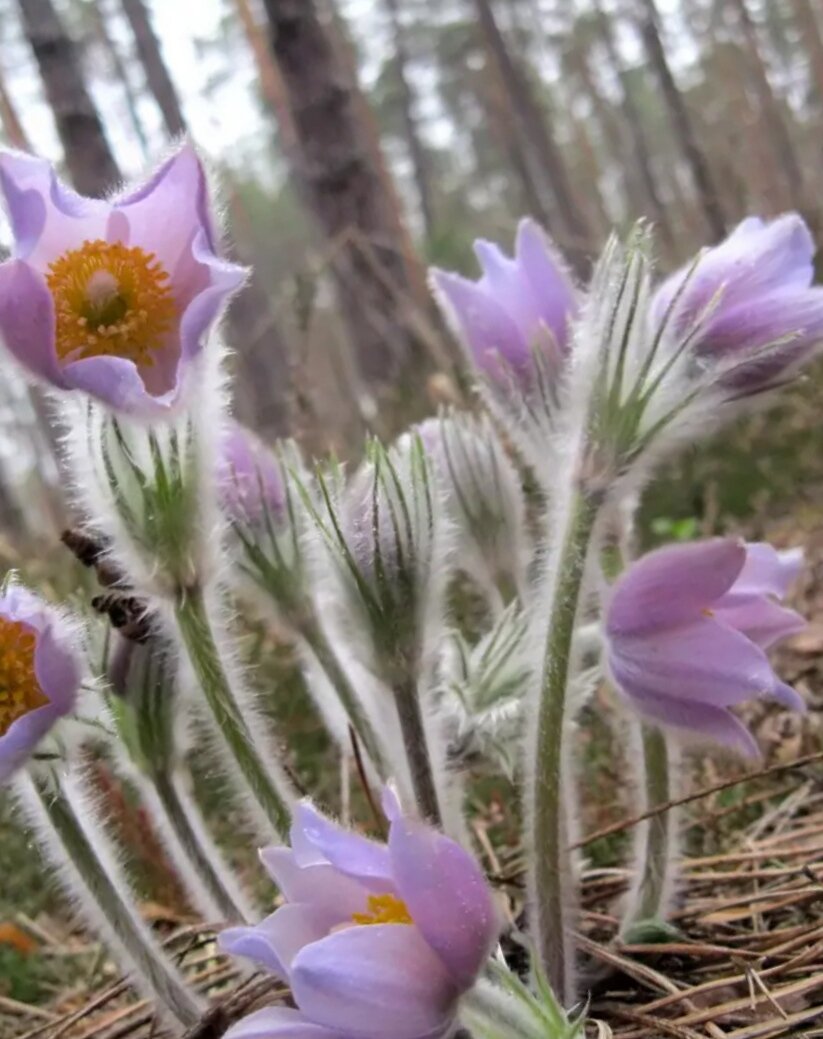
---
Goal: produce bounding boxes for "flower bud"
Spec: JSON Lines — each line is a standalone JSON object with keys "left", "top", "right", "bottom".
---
{"left": 416, "top": 411, "right": 528, "bottom": 603}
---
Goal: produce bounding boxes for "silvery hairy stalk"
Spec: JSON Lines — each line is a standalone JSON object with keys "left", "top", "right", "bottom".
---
{"left": 302, "top": 435, "right": 452, "bottom": 824}
{"left": 218, "top": 422, "right": 389, "bottom": 779}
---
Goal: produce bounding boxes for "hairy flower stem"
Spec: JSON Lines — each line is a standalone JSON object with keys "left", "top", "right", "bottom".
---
{"left": 392, "top": 669, "right": 442, "bottom": 825}
{"left": 529, "top": 488, "right": 600, "bottom": 1005}
{"left": 628, "top": 725, "right": 673, "bottom": 926}
{"left": 17, "top": 769, "right": 202, "bottom": 1029}
{"left": 150, "top": 768, "right": 252, "bottom": 923}
{"left": 175, "top": 586, "right": 291, "bottom": 836}
{"left": 297, "top": 614, "right": 389, "bottom": 779}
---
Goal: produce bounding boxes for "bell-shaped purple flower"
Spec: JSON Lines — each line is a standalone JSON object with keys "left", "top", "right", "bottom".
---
{"left": 0, "top": 584, "right": 82, "bottom": 783}
{"left": 0, "top": 144, "right": 246, "bottom": 417}
{"left": 219, "top": 789, "right": 499, "bottom": 1039}
{"left": 604, "top": 538, "right": 806, "bottom": 757}
{"left": 217, "top": 421, "right": 286, "bottom": 527}
{"left": 651, "top": 214, "right": 823, "bottom": 393}
{"left": 431, "top": 218, "right": 577, "bottom": 385}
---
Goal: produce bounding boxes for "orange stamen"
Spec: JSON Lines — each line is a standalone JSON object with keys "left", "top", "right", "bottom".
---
{"left": 46, "top": 239, "right": 176, "bottom": 367}
{"left": 0, "top": 617, "right": 45, "bottom": 737}
{"left": 351, "top": 893, "right": 413, "bottom": 927}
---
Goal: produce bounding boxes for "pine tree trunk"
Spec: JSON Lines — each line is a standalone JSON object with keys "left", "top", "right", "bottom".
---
{"left": 565, "top": 39, "right": 644, "bottom": 225}
{"left": 383, "top": 0, "right": 437, "bottom": 239}
{"left": 791, "top": 0, "right": 823, "bottom": 106}
{"left": 635, "top": 0, "right": 726, "bottom": 240}
{"left": 591, "top": 0, "right": 675, "bottom": 251}
{"left": 17, "top": 0, "right": 120, "bottom": 198}
{"left": 114, "top": 0, "right": 291, "bottom": 436}
{"left": 223, "top": 182, "right": 295, "bottom": 438}
{"left": 260, "top": 0, "right": 435, "bottom": 388}
{"left": 325, "top": 5, "right": 430, "bottom": 310}
{"left": 119, "top": 0, "right": 186, "bottom": 138}
{"left": 472, "top": 0, "right": 592, "bottom": 270}
{"left": 477, "top": 62, "right": 554, "bottom": 226}
{"left": 0, "top": 60, "right": 31, "bottom": 151}
{"left": 231, "top": 0, "right": 300, "bottom": 162}
{"left": 727, "top": 0, "right": 804, "bottom": 206}
{"left": 90, "top": 0, "right": 150, "bottom": 158}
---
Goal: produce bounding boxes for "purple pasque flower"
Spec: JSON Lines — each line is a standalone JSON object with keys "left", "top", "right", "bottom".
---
{"left": 217, "top": 421, "right": 286, "bottom": 527}
{"left": 0, "top": 584, "right": 81, "bottom": 783}
{"left": 219, "top": 788, "right": 499, "bottom": 1039}
{"left": 651, "top": 214, "right": 823, "bottom": 393}
{"left": 431, "top": 218, "right": 577, "bottom": 385}
{"left": 604, "top": 538, "right": 806, "bottom": 757}
{"left": 0, "top": 144, "right": 246, "bottom": 417}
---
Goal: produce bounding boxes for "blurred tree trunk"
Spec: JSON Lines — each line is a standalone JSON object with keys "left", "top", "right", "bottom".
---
{"left": 790, "top": 0, "right": 823, "bottom": 105}
{"left": 726, "top": 0, "right": 804, "bottom": 207}
{"left": 635, "top": 0, "right": 726, "bottom": 240}
{"left": 261, "top": 0, "right": 438, "bottom": 388}
{"left": 383, "top": 0, "right": 437, "bottom": 239}
{"left": 563, "top": 36, "right": 644, "bottom": 226}
{"left": 0, "top": 62, "right": 31, "bottom": 151}
{"left": 472, "top": 0, "right": 592, "bottom": 271}
{"left": 119, "top": 0, "right": 186, "bottom": 138}
{"left": 325, "top": 3, "right": 430, "bottom": 308}
{"left": 590, "top": 0, "right": 674, "bottom": 252}
{"left": 481, "top": 74, "right": 553, "bottom": 223}
{"left": 90, "top": 0, "right": 150, "bottom": 159}
{"left": 17, "top": 0, "right": 120, "bottom": 197}
{"left": 223, "top": 181, "right": 295, "bottom": 438}
{"left": 231, "top": 0, "right": 300, "bottom": 161}
{"left": 114, "top": 0, "right": 292, "bottom": 437}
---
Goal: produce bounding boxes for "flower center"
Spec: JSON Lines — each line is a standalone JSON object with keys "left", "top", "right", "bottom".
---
{"left": 0, "top": 617, "right": 45, "bottom": 738}
{"left": 46, "top": 239, "right": 176, "bottom": 367}
{"left": 351, "top": 893, "right": 413, "bottom": 927}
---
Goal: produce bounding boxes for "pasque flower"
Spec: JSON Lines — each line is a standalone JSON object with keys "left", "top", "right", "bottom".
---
{"left": 431, "top": 218, "right": 576, "bottom": 385}
{"left": 604, "top": 538, "right": 806, "bottom": 757}
{"left": 218, "top": 421, "right": 286, "bottom": 527}
{"left": 415, "top": 412, "right": 527, "bottom": 602}
{"left": 0, "top": 584, "right": 81, "bottom": 783}
{"left": 220, "top": 789, "right": 499, "bottom": 1039}
{"left": 0, "top": 144, "right": 245, "bottom": 416}
{"left": 652, "top": 214, "right": 823, "bottom": 393}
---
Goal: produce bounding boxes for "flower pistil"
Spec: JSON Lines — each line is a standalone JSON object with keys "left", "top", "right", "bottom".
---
{"left": 46, "top": 239, "right": 176, "bottom": 366}
{"left": 0, "top": 617, "right": 44, "bottom": 736}
{"left": 351, "top": 893, "right": 413, "bottom": 927}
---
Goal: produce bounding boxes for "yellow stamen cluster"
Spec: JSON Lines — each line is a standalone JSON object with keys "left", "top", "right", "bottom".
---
{"left": 46, "top": 239, "right": 176, "bottom": 366}
{"left": 0, "top": 617, "right": 45, "bottom": 738}
{"left": 351, "top": 893, "right": 413, "bottom": 927}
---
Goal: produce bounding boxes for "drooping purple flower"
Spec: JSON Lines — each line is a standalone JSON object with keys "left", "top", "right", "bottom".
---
{"left": 0, "top": 584, "right": 82, "bottom": 783}
{"left": 217, "top": 421, "right": 286, "bottom": 527}
{"left": 0, "top": 144, "right": 246, "bottom": 417}
{"left": 219, "top": 788, "right": 499, "bottom": 1039}
{"left": 604, "top": 539, "right": 806, "bottom": 757}
{"left": 431, "top": 218, "right": 577, "bottom": 385}
{"left": 651, "top": 214, "right": 823, "bottom": 393}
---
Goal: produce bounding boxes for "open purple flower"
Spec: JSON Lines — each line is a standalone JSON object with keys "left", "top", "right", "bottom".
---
{"left": 431, "top": 218, "right": 576, "bottom": 385}
{"left": 217, "top": 421, "right": 286, "bottom": 527}
{"left": 651, "top": 214, "right": 823, "bottom": 393}
{"left": 0, "top": 584, "right": 81, "bottom": 783}
{"left": 219, "top": 789, "right": 499, "bottom": 1039}
{"left": 0, "top": 144, "right": 246, "bottom": 417}
{"left": 604, "top": 539, "right": 806, "bottom": 757}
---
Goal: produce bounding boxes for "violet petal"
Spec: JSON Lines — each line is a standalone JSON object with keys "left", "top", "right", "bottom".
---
{"left": 290, "top": 924, "right": 457, "bottom": 1039}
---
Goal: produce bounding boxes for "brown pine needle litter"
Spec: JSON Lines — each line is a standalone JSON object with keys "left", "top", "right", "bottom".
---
{"left": 5, "top": 521, "right": 823, "bottom": 1039}
{"left": 1, "top": 749, "right": 820, "bottom": 1039}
